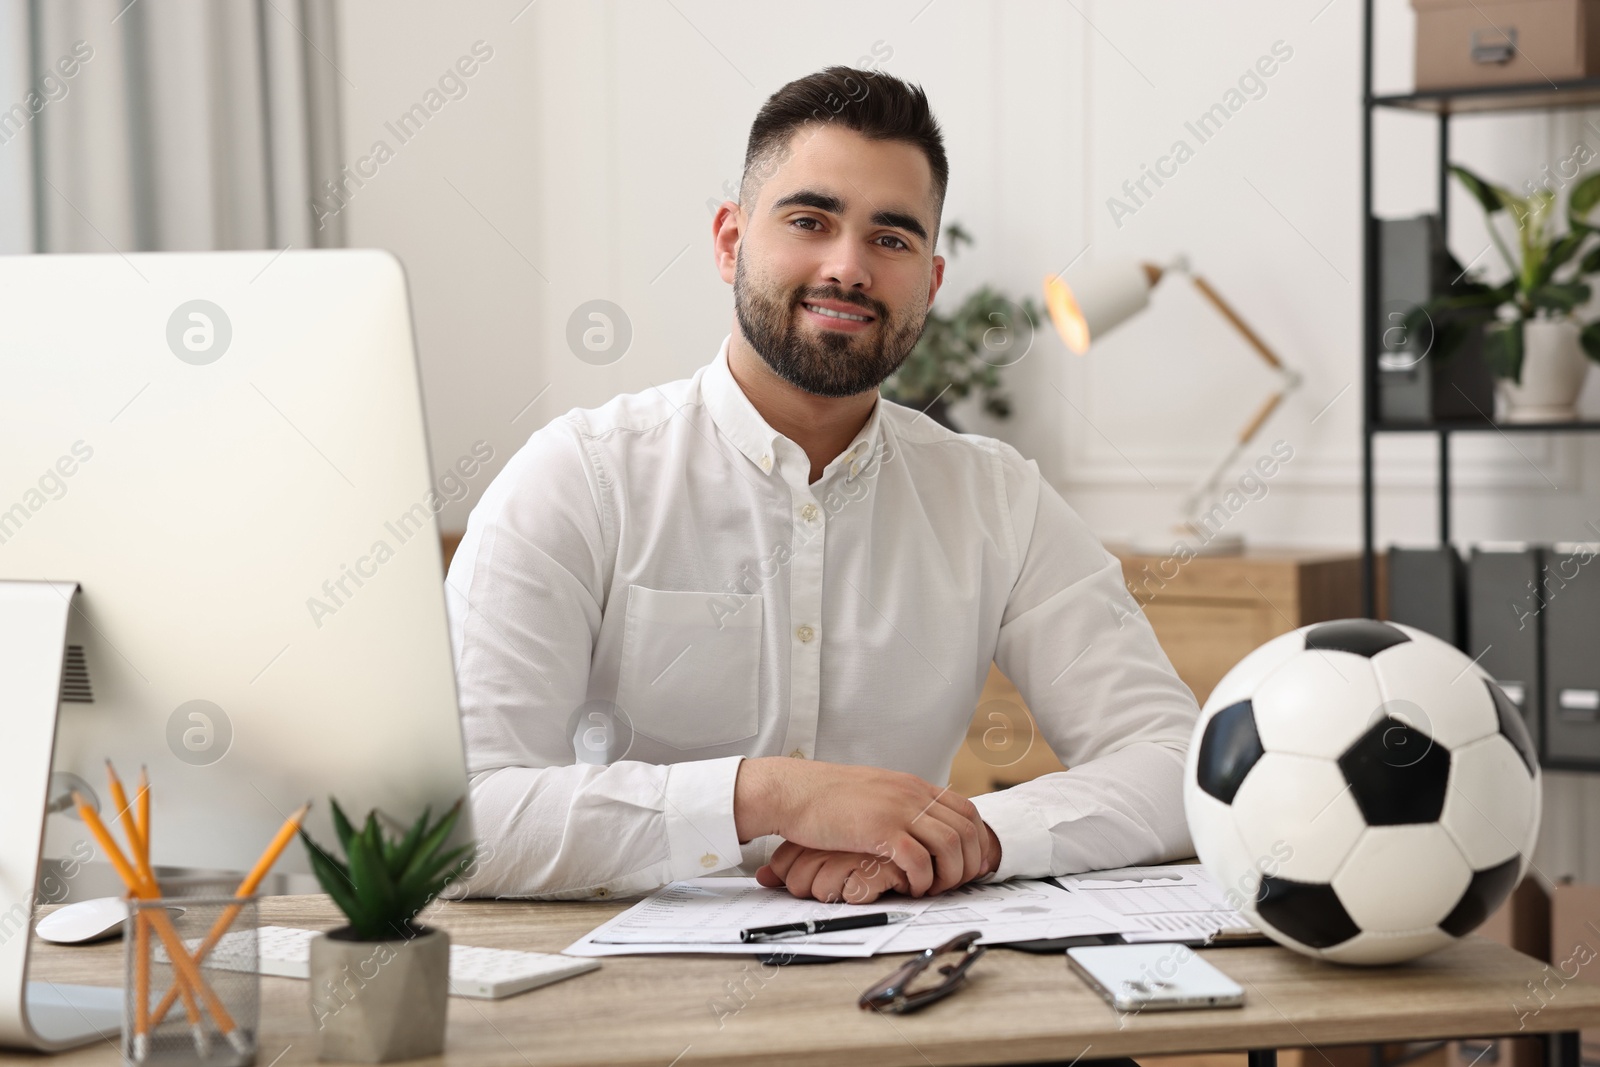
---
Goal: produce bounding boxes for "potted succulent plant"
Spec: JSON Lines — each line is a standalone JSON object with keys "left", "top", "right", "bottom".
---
{"left": 299, "top": 799, "right": 474, "bottom": 1063}
{"left": 1407, "top": 164, "right": 1600, "bottom": 421}
{"left": 879, "top": 222, "right": 1045, "bottom": 431}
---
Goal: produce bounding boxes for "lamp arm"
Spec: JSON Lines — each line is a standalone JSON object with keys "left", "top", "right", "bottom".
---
{"left": 1180, "top": 438, "right": 1253, "bottom": 524}
{"left": 1236, "top": 389, "right": 1288, "bottom": 445}
{"left": 1178, "top": 379, "right": 1303, "bottom": 518}
{"left": 1169, "top": 267, "right": 1306, "bottom": 526}
{"left": 1188, "top": 273, "right": 1287, "bottom": 372}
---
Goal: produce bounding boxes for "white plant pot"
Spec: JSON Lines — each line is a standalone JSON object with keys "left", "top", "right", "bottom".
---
{"left": 308, "top": 926, "right": 449, "bottom": 1063}
{"left": 1500, "top": 319, "right": 1589, "bottom": 422}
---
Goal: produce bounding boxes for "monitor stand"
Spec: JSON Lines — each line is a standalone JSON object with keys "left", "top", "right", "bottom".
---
{"left": 0, "top": 580, "right": 122, "bottom": 1051}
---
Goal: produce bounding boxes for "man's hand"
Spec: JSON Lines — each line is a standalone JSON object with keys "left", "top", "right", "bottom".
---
{"left": 755, "top": 843, "right": 910, "bottom": 903}
{"left": 756, "top": 822, "right": 1004, "bottom": 903}
{"left": 733, "top": 758, "right": 986, "bottom": 896}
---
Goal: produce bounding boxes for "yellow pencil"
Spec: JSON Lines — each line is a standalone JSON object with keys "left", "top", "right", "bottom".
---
{"left": 135, "top": 766, "right": 150, "bottom": 868}
{"left": 132, "top": 909, "right": 150, "bottom": 1059}
{"left": 73, "top": 793, "right": 203, "bottom": 1028}
{"left": 75, "top": 793, "right": 240, "bottom": 1048}
{"left": 75, "top": 791, "right": 144, "bottom": 896}
{"left": 74, "top": 793, "right": 245, "bottom": 1054}
{"left": 106, "top": 763, "right": 151, "bottom": 882}
{"left": 147, "top": 802, "right": 311, "bottom": 1029}
{"left": 105, "top": 764, "right": 164, "bottom": 1057}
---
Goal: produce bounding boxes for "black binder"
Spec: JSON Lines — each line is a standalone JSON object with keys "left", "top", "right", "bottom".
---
{"left": 1543, "top": 542, "right": 1600, "bottom": 771}
{"left": 1466, "top": 543, "right": 1543, "bottom": 760}
{"left": 1375, "top": 215, "right": 1495, "bottom": 424}
{"left": 1386, "top": 545, "right": 1463, "bottom": 648}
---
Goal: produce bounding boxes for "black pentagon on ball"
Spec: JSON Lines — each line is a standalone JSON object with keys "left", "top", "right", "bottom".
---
{"left": 1256, "top": 875, "right": 1361, "bottom": 948}
{"left": 1304, "top": 619, "right": 1412, "bottom": 658}
{"left": 1439, "top": 856, "right": 1522, "bottom": 938}
{"left": 1336, "top": 716, "right": 1452, "bottom": 824}
{"left": 1486, "top": 679, "right": 1539, "bottom": 775}
{"left": 1195, "top": 699, "right": 1264, "bottom": 805}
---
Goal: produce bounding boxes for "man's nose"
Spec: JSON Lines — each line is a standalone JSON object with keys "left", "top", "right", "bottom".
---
{"left": 819, "top": 238, "right": 872, "bottom": 292}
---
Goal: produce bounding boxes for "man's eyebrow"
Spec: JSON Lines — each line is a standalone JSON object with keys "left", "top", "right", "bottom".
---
{"left": 769, "top": 188, "right": 929, "bottom": 243}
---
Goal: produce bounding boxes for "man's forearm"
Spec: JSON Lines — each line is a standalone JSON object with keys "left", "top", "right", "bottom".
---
{"left": 465, "top": 758, "right": 747, "bottom": 898}
{"left": 972, "top": 741, "right": 1191, "bottom": 881}
{"left": 980, "top": 820, "right": 1003, "bottom": 877}
{"left": 733, "top": 756, "right": 786, "bottom": 843}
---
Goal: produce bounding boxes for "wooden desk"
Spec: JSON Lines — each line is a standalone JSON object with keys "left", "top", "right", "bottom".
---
{"left": 13, "top": 895, "right": 1599, "bottom": 1067}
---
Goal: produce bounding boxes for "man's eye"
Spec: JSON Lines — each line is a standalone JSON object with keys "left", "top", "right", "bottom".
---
{"left": 792, "top": 217, "right": 822, "bottom": 231}
{"left": 879, "top": 235, "right": 909, "bottom": 250}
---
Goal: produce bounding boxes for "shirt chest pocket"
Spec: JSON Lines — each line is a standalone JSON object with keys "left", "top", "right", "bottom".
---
{"left": 614, "top": 585, "right": 762, "bottom": 750}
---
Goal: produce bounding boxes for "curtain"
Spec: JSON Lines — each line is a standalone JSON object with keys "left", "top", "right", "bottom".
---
{"left": 0, "top": 0, "right": 343, "bottom": 255}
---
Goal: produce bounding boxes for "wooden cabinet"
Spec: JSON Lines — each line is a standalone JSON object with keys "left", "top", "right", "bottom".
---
{"left": 1110, "top": 546, "right": 1366, "bottom": 707}
{"left": 949, "top": 665, "right": 1070, "bottom": 798}
{"left": 949, "top": 547, "right": 1365, "bottom": 797}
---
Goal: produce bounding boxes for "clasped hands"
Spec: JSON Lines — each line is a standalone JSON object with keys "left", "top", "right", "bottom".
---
{"left": 732, "top": 757, "right": 1002, "bottom": 905}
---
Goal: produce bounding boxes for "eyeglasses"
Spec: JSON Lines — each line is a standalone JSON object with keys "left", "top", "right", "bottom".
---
{"left": 858, "top": 930, "right": 986, "bottom": 1015}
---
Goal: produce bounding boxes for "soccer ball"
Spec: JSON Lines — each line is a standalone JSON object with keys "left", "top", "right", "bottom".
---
{"left": 1183, "top": 618, "right": 1541, "bottom": 965}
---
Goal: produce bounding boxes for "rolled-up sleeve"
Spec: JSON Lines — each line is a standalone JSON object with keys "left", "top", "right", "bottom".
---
{"left": 447, "top": 417, "right": 745, "bottom": 899}
{"left": 971, "top": 446, "right": 1201, "bottom": 881}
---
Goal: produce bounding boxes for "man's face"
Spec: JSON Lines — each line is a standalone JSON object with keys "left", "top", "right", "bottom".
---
{"left": 730, "top": 123, "right": 943, "bottom": 398}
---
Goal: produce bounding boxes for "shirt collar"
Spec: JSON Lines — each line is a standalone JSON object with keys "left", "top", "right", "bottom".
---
{"left": 701, "top": 334, "right": 885, "bottom": 485}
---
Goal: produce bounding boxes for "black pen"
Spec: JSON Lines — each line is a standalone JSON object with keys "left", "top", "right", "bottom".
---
{"left": 740, "top": 911, "right": 915, "bottom": 943}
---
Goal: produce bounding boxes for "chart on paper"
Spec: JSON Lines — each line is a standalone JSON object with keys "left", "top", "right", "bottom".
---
{"left": 1053, "top": 864, "right": 1256, "bottom": 943}
{"left": 562, "top": 869, "right": 1255, "bottom": 958}
{"left": 874, "top": 878, "right": 1144, "bottom": 953}
{"left": 564, "top": 879, "right": 936, "bottom": 957}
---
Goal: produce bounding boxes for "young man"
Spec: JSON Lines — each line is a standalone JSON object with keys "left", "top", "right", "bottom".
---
{"left": 448, "top": 66, "right": 1200, "bottom": 903}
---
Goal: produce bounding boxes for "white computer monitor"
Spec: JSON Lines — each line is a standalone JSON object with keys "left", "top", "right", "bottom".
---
{"left": 0, "top": 249, "right": 471, "bottom": 1049}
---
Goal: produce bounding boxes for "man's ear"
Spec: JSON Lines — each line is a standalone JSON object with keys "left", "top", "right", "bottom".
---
{"left": 926, "top": 253, "right": 946, "bottom": 309}
{"left": 712, "top": 200, "right": 743, "bottom": 285}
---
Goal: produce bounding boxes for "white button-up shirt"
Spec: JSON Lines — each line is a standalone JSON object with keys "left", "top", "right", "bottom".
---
{"left": 447, "top": 335, "right": 1200, "bottom": 899}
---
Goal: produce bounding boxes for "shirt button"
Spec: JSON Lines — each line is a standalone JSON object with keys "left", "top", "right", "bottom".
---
{"left": 795, "top": 624, "right": 815, "bottom": 643}
{"left": 760, "top": 454, "right": 772, "bottom": 472}
{"left": 789, "top": 749, "right": 806, "bottom": 759}
{"left": 800, "top": 503, "right": 819, "bottom": 522}
{"left": 700, "top": 853, "right": 719, "bottom": 869}
{"left": 593, "top": 887, "right": 611, "bottom": 899}
{"left": 849, "top": 462, "right": 861, "bottom": 477}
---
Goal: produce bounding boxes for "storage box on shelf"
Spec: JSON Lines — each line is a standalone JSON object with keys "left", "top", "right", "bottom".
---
{"left": 1413, "top": 0, "right": 1600, "bottom": 90}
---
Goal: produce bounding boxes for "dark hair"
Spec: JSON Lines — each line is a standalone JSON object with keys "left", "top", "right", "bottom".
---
{"left": 740, "top": 65, "right": 948, "bottom": 238}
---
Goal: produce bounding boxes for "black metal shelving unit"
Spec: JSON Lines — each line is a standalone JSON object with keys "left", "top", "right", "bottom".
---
{"left": 1360, "top": 0, "right": 1600, "bottom": 617}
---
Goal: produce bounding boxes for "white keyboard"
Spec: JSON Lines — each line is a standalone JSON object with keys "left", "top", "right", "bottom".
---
{"left": 185, "top": 926, "right": 600, "bottom": 1000}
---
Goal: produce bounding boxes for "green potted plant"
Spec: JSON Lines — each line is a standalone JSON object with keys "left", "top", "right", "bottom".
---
{"left": 1408, "top": 164, "right": 1600, "bottom": 421}
{"left": 880, "top": 222, "right": 1045, "bottom": 431}
{"left": 299, "top": 799, "right": 474, "bottom": 1063}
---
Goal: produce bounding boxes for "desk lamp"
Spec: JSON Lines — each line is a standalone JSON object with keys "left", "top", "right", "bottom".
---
{"left": 1042, "top": 256, "right": 1302, "bottom": 555}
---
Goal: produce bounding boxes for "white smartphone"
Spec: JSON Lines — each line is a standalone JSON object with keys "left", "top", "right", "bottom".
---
{"left": 1067, "top": 943, "right": 1244, "bottom": 1012}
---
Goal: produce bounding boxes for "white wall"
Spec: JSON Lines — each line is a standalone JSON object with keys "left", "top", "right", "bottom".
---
{"left": 337, "top": 0, "right": 1600, "bottom": 880}
{"left": 335, "top": 0, "right": 1088, "bottom": 530}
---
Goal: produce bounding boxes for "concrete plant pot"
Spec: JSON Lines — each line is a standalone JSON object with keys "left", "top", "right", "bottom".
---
{"left": 308, "top": 925, "right": 449, "bottom": 1062}
{"left": 1500, "top": 318, "right": 1589, "bottom": 422}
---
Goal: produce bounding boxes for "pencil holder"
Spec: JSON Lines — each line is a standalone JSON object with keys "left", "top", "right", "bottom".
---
{"left": 124, "top": 881, "right": 260, "bottom": 1067}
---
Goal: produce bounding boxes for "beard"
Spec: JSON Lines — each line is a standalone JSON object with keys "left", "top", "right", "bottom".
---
{"left": 733, "top": 245, "right": 928, "bottom": 398}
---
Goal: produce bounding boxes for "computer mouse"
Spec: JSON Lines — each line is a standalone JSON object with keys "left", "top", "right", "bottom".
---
{"left": 34, "top": 897, "right": 183, "bottom": 945}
